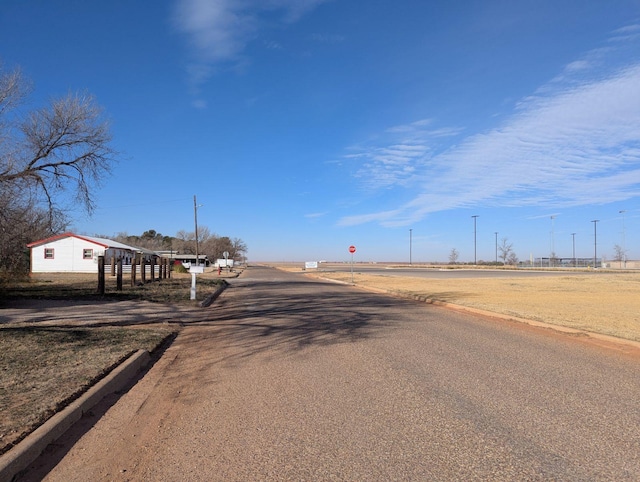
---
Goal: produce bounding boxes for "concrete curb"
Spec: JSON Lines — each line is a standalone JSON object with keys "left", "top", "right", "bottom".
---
{"left": 200, "top": 280, "right": 229, "bottom": 307}
{"left": 0, "top": 349, "right": 151, "bottom": 482}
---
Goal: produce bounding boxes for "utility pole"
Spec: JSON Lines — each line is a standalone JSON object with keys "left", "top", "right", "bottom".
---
{"left": 409, "top": 229, "right": 413, "bottom": 265}
{"left": 550, "top": 215, "right": 556, "bottom": 267}
{"left": 619, "top": 210, "right": 626, "bottom": 268}
{"left": 194, "top": 195, "right": 200, "bottom": 267}
{"left": 571, "top": 233, "right": 576, "bottom": 268}
{"left": 591, "top": 220, "right": 599, "bottom": 268}
{"left": 494, "top": 232, "right": 498, "bottom": 264}
{"left": 472, "top": 215, "right": 479, "bottom": 265}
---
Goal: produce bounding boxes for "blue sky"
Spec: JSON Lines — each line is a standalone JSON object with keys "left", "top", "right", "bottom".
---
{"left": 2, "top": 0, "right": 640, "bottom": 263}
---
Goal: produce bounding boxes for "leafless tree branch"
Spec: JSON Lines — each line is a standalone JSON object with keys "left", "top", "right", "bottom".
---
{"left": 0, "top": 64, "right": 116, "bottom": 273}
{"left": 0, "top": 66, "right": 116, "bottom": 216}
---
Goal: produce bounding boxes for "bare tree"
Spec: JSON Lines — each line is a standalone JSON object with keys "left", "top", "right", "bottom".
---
{"left": 0, "top": 64, "right": 116, "bottom": 221}
{"left": 448, "top": 248, "right": 459, "bottom": 264}
{"left": 0, "top": 186, "right": 67, "bottom": 274}
{"left": 112, "top": 228, "right": 249, "bottom": 263}
{"left": 498, "top": 237, "right": 515, "bottom": 265}
{"left": 113, "top": 230, "right": 174, "bottom": 251}
{"left": 173, "top": 226, "right": 247, "bottom": 262}
{"left": 613, "top": 244, "right": 626, "bottom": 267}
{"left": 231, "top": 237, "right": 248, "bottom": 261}
{"left": 174, "top": 230, "right": 195, "bottom": 254}
{"left": 0, "top": 64, "right": 115, "bottom": 273}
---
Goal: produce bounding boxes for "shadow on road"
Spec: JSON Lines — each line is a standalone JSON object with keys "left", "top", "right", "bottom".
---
{"left": 175, "top": 274, "right": 416, "bottom": 363}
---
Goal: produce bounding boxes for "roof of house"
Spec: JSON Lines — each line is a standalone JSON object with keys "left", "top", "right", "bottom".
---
{"left": 171, "top": 254, "right": 208, "bottom": 259}
{"left": 26, "top": 232, "right": 153, "bottom": 254}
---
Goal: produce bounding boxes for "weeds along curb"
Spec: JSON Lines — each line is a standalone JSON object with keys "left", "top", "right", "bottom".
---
{"left": 0, "top": 349, "right": 151, "bottom": 482}
{"left": 200, "top": 280, "right": 229, "bottom": 307}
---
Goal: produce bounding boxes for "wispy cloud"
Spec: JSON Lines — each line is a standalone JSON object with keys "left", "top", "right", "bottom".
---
{"left": 345, "top": 120, "right": 463, "bottom": 191}
{"left": 172, "top": 0, "right": 329, "bottom": 95}
{"left": 304, "top": 212, "right": 328, "bottom": 218}
{"left": 610, "top": 23, "right": 640, "bottom": 42}
{"left": 339, "top": 25, "right": 640, "bottom": 227}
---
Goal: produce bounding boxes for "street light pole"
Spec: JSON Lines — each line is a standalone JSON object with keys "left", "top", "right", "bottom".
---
{"left": 571, "top": 233, "right": 576, "bottom": 268}
{"left": 550, "top": 215, "right": 556, "bottom": 267}
{"left": 472, "top": 215, "right": 479, "bottom": 265}
{"left": 591, "top": 220, "right": 599, "bottom": 268}
{"left": 619, "top": 210, "right": 626, "bottom": 268}
{"left": 494, "top": 232, "right": 498, "bottom": 265}
{"left": 409, "top": 229, "right": 413, "bottom": 265}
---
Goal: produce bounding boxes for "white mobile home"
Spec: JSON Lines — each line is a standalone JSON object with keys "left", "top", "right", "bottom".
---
{"left": 27, "top": 233, "right": 139, "bottom": 273}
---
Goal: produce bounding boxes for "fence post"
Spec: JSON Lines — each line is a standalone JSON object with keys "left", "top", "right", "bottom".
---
{"left": 116, "top": 257, "right": 123, "bottom": 291}
{"left": 97, "top": 256, "right": 105, "bottom": 295}
{"left": 110, "top": 256, "right": 116, "bottom": 276}
{"left": 131, "top": 258, "right": 137, "bottom": 287}
{"left": 140, "top": 257, "right": 146, "bottom": 284}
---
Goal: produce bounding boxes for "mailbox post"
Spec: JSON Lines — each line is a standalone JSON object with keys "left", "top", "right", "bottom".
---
{"left": 189, "top": 265, "right": 204, "bottom": 300}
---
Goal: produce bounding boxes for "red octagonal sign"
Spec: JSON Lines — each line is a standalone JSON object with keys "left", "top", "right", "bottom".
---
{"left": 349, "top": 245, "right": 356, "bottom": 254}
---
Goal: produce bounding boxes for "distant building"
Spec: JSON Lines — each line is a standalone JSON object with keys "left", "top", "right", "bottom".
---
{"left": 170, "top": 254, "right": 209, "bottom": 267}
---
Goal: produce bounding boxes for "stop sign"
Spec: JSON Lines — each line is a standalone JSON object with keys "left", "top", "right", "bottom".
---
{"left": 349, "top": 245, "right": 356, "bottom": 254}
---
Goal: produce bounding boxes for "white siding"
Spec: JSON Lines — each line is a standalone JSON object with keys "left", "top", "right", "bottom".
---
{"left": 31, "top": 237, "right": 106, "bottom": 273}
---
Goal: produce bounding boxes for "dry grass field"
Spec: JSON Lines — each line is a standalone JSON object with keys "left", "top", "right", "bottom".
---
{"left": 290, "top": 267, "right": 640, "bottom": 343}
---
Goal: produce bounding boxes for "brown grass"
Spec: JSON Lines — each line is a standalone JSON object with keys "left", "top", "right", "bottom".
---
{"left": 0, "top": 269, "right": 234, "bottom": 455}
{"left": 0, "top": 325, "right": 174, "bottom": 455}
{"left": 0, "top": 271, "right": 226, "bottom": 306}
{"left": 298, "top": 269, "right": 640, "bottom": 343}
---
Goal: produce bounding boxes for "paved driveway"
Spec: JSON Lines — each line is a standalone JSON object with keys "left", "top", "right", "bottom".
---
{"left": 20, "top": 266, "right": 640, "bottom": 481}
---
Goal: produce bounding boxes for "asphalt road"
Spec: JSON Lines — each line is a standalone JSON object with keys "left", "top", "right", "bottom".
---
{"left": 23, "top": 266, "right": 640, "bottom": 480}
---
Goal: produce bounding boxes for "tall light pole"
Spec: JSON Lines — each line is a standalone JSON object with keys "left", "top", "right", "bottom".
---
{"left": 550, "top": 215, "right": 556, "bottom": 267}
{"left": 591, "top": 220, "right": 599, "bottom": 268}
{"left": 472, "top": 215, "right": 479, "bottom": 265}
{"left": 494, "top": 232, "right": 498, "bottom": 264}
{"left": 571, "top": 233, "right": 576, "bottom": 268}
{"left": 409, "top": 229, "right": 413, "bottom": 265}
{"left": 619, "top": 210, "right": 626, "bottom": 268}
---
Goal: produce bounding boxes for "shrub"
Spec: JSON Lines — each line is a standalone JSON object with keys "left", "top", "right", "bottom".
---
{"left": 172, "top": 263, "right": 188, "bottom": 274}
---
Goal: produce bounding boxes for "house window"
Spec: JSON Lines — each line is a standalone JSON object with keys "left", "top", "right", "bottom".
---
{"left": 83, "top": 249, "right": 93, "bottom": 260}
{"left": 44, "top": 248, "right": 54, "bottom": 259}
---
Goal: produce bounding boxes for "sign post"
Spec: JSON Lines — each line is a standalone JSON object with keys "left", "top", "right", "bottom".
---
{"left": 349, "top": 245, "right": 356, "bottom": 284}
